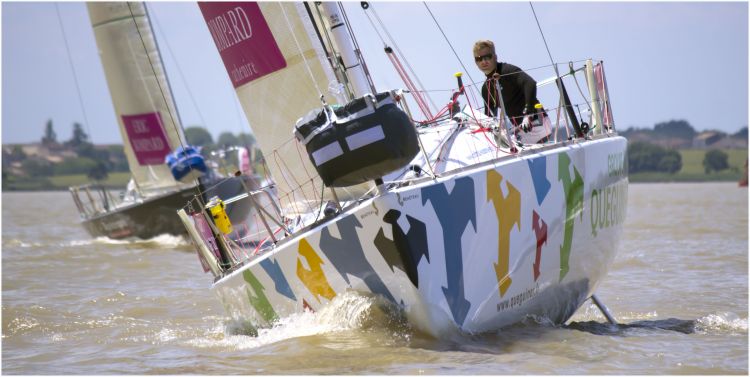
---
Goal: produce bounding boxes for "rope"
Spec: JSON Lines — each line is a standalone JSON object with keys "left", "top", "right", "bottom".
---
{"left": 459, "top": 85, "right": 503, "bottom": 151}
{"left": 279, "top": 2, "right": 323, "bottom": 98}
{"left": 312, "top": 177, "right": 327, "bottom": 223}
{"left": 54, "top": 4, "right": 93, "bottom": 142}
{"left": 293, "top": 137, "right": 315, "bottom": 181}
{"left": 127, "top": 3, "right": 183, "bottom": 150}
{"left": 570, "top": 63, "right": 595, "bottom": 114}
{"left": 362, "top": 7, "right": 388, "bottom": 47}
{"left": 386, "top": 51, "right": 434, "bottom": 119}
{"left": 126, "top": 3, "right": 211, "bottom": 199}
{"left": 147, "top": 5, "right": 208, "bottom": 134}
{"left": 366, "top": 3, "right": 438, "bottom": 111}
{"left": 529, "top": 3, "right": 560, "bottom": 81}
{"left": 310, "top": 3, "right": 343, "bottom": 80}
{"left": 340, "top": 4, "right": 376, "bottom": 93}
{"left": 529, "top": 2, "right": 576, "bottom": 134}
{"left": 422, "top": 3, "right": 477, "bottom": 93}
{"left": 272, "top": 149, "right": 298, "bottom": 199}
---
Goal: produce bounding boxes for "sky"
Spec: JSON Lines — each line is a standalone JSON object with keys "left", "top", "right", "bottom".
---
{"left": 2, "top": 1, "right": 748, "bottom": 145}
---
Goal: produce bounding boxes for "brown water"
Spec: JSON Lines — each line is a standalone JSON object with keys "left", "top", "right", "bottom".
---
{"left": 2, "top": 183, "right": 747, "bottom": 374}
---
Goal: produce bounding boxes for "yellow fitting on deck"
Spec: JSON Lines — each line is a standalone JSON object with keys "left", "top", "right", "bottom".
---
{"left": 207, "top": 197, "right": 233, "bottom": 235}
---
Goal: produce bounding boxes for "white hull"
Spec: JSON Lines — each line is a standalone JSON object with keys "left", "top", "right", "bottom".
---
{"left": 207, "top": 135, "right": 628, "bottom": 336}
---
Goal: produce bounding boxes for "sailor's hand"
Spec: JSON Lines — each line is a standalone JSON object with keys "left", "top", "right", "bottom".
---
{"left": 525, "top": 103, "right": 544, "bottom": 119}
{"left": 521, "top": 115, "right": 544, "bottom": 133}
{"left": 520, "top": 116, "right": 532, "bottom": 133}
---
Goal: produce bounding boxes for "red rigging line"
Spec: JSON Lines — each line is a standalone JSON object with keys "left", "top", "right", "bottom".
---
{"left": 462, "top": 90, "right": 502, "bottom": 151}
{"left": 385, "top": 48, "right": 434, "bottom": 120}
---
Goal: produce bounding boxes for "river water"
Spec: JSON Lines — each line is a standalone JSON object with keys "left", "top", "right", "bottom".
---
{"left": 2, "top": 183, "right": 747, "bottom": 374}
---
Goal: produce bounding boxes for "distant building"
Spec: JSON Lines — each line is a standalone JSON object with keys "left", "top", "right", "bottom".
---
{"left": 712, "top": 136, "right": 749, "bottom": 149}
{"left": 692, "top": 132, "right": 722, "bottom": 148}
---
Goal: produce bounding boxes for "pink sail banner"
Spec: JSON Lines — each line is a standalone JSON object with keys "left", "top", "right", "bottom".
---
{"left": 191, "top": 213, "right": 223, "bottom": 271}
{"left": 594, "top": 63, "right": 614, "bottom": 128}
{"left": 121, "top": 112, "right": 171, "bottom": 165}
{"left": 198, "top": 2, "right": 287, "bottom": 88}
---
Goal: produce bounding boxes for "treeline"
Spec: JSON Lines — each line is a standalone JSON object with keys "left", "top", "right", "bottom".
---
{"left": 620, "top": 119, "right": 747, "bottom": 146}
{"left": 183, "top": 126, "right": 258, "bottom": 155}
{"left": 2, "top": 121, "right": 261, "bottom": 183}
{"left": 628, "top": 141, "right": 682, "bottom": 173}
{"left": 628, "top": 141, "right": 735, "bottom": 174}
{"left": 3, "top": 120, "right": 127, "bottom": 181}
{"left": 622, "top": 119, "right": 746, "bottom": 175}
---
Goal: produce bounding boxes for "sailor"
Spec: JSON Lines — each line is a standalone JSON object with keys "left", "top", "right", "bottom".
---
{"left": 473, "top": 39, "right": 550, "bottom": 143}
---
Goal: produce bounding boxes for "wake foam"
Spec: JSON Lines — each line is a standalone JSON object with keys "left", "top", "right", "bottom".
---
{"left": 3, "top": 239, "right": 42, "bottom": 248}
{"left": 64, "top": 234, "right": 190, "bottom": 248}
{"left": 695, "top": 312, "right": 748, "bottom": 334}
{"left": 187, "top": 292, "right": 410, "bottom": 350}
{"left": 5, "top": 234, "right": 189, "bottom": 249}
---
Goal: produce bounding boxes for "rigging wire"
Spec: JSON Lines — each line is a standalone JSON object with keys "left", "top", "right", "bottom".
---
{"left": 125, "top": 2, "right": 211, "bottom": 196}
{"left": 54, "top": 3, "right": 93, "bottom": 143}
{"left": 146, "top": 5, "right": 209, "bottom": 136}
{"left": 149, "top": 5, "right": 251, "bottom": 186}
{"left": 528, "top": 2, "right": 561, "bottom": 82}
{"left": 126, "top": 3, "right": 183, "bottom": 190}
{"left": 309, "top": 3, "right": 346, "bottom": 94}
{"left": 126, "top": 3, "right": 184, "bottom": 151}
{"left": 528, "top": 2, "right": 576, "bottom": 135}
{"left": 143, "top": 4, "right": 186, "bottom": 137}
{"left": 305, "top": 3, "right": 336, "bottom": 73}
{"left": 366, "top": 3, "right": 438, "bottom": 112}
{"left": 361, "top": 6, "right": 387, "bottom": 47}
{"left": 279, "top": 2, "right": 324, "bottom": 99}
{"left": 386, "top": 47, "right": 434, "bottom": 119}
{"left": 339, "top": 3, "right": 377, "bottom": 94}
{"left": 422, "top": 2, "right": 477, "bottom": 94}
{"left": 568, "top": 62, "right": 595, "bottom": 115}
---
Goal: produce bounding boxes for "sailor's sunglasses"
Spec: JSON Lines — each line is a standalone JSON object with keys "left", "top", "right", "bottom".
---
{"left": 474, "top": 53, "right": 493, "bottom": 63}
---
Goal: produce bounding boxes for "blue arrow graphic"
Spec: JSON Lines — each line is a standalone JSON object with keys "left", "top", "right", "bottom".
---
{"left": 422, "top": 177, "right": 476, "bottom": 327}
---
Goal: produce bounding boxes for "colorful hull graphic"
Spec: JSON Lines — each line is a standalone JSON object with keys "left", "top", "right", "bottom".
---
{"left": 209, "top": 137, "right": 628, "bottom": 335}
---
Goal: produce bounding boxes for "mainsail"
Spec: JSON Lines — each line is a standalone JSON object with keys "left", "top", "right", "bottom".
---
{"left": 198, "top": 2, "right": 372, "bottom": 211}
{"left": 88, "top": 2, "right": 188, "bottom": 193}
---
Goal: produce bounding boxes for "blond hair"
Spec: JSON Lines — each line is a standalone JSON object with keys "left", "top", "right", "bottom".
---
{"left": 473, "top": 40, "right": 495, "bottom": 56}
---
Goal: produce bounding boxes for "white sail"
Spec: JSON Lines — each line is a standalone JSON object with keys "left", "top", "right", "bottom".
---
{"left": 198, "top": 2, "right": 372, "bottom": 212}
{"left": 88, "top": 2, "right": 188, "bottom": 193}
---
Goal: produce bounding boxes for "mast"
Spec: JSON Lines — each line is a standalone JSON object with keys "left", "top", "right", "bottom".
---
{"left": 143, "top": 3, "right": 186, "bottom": 142}
{"left": 198, "top": 2, "right": 374, "bottom": 211}
{"left": 87, "top": 1, "right": 187, "bottom": 192}
{"left": 318, "top": 2, "right": 373, "bottom": 98}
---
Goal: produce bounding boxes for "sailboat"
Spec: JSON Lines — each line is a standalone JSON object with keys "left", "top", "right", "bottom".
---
{"left": 68, "top": 2, "right": 257, "bottom": 240}
{"left": 178, "top": 2, "right": 628, "bottom": 336}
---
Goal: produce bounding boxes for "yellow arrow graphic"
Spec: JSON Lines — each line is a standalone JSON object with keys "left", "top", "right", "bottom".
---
{"left": 486, "top": 170, "right": 521, "bottom": 297}
{"left": 296, "top": 238, "right": 336, "bottom": 303}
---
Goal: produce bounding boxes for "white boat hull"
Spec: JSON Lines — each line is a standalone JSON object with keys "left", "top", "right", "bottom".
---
{"left": 207, "top": 136, "right": 628, "bottom": 335}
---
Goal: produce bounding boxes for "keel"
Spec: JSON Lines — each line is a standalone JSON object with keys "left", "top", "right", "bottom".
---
{"left": 590, "top": 294, "right": 617, "bottom": 325}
